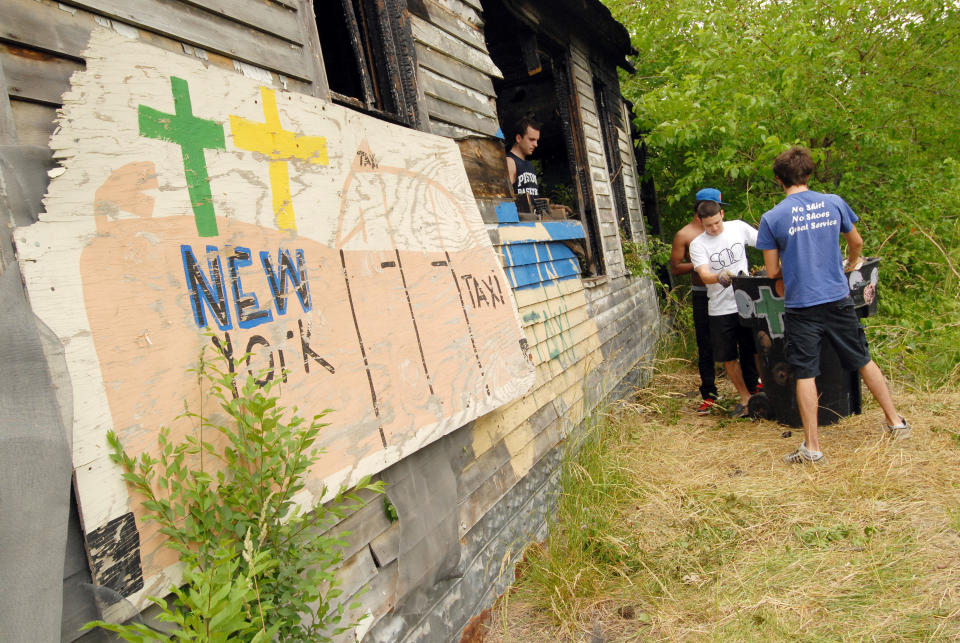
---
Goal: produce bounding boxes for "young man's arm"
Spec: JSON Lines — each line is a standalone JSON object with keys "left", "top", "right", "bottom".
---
{"left": 694, "top": 264, "right": 721, "bottom": 285}
{"left": 842, "top": 225, "right": 864, "bottom": 270}
{"left": 763, "top": 248, "right": 782, "bottom": 280}
{"left": 669, "top": 230, "right": 694, "bottom": 276}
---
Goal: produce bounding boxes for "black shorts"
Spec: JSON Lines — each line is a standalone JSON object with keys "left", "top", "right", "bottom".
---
{"left": 784, "top": 296, "right": 871, "bottom": 379}
{"left": 709, "top": 312, "right": 753, "bottom": 363}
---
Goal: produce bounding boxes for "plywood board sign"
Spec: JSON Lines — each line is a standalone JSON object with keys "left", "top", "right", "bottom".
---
{"left": 15, "top": 29, "right": 534, "bottom": 604}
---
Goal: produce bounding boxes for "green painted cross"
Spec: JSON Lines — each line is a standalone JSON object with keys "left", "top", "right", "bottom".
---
{"left": 139, "top": 76, "right": 225, "bottom": 237}
{"left": 755, "top": 285, "right": 786, "bottom": 337}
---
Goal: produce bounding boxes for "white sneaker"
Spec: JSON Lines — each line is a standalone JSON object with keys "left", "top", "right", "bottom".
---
{"left": 884, "top": 416, "right": 911, "bottom": 440}
{"left": 783, "top": 443, "right": 826, "bottom": 465}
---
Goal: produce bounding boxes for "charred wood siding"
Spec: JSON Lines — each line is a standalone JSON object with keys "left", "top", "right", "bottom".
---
{"left": 408, "top": 0, "right": 501, "bottom": 138}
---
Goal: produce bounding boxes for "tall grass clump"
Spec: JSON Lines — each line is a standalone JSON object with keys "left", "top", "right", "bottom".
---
{"left": 503, "top": 408, "right": 645, "bottom": 635}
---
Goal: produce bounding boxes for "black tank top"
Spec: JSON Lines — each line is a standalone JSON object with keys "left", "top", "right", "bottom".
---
{"left": 507, "top": 151, "right": 539, "bottom": 196}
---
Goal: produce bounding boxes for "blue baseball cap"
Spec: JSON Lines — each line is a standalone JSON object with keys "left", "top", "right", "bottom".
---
{"left": 695, "top": 188, "right": 728, "bottom": 205}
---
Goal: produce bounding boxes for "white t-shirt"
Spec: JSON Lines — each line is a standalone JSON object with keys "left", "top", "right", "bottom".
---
{"left": 689, "top": 219, "right": 758, "bottom": 315}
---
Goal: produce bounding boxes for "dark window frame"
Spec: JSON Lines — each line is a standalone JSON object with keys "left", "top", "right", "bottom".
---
{"left": 312, "top": 0, "right": 422, "bottom": 129}
{"left": 552, "top": 49, "right": 606, "bottom": 277}
{"left": 592, "top": 74, "right": 632, "bottom": 240}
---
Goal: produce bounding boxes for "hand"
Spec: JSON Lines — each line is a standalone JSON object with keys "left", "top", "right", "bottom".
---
{"left": 717, "top": 269, "right": 736, "bottom": 287}
{"left": 843, "top": 257, "right": 864, "bottom": 272}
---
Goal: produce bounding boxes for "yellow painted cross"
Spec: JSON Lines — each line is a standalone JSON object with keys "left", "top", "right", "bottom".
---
{"left": 230, "top": 86, "right": 328, "bottom": 231}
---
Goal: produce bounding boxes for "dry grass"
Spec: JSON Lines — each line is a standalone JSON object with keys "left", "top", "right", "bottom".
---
{"left": 484, "top": 360, "right": 960, "bottom": 642}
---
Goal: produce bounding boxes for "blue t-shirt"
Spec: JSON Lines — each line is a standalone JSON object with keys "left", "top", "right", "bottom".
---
{"left": 756, "top": 190, "right": 858, "bottom": 308}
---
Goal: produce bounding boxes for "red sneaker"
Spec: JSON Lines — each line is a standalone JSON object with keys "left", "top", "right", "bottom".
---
{"left": 697, "top": 399, "right": 715, "bottom": 415}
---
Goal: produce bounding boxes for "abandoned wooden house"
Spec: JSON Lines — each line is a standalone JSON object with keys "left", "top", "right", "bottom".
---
{"left": 0, "top": 0, "right": 660, "bottom": 640}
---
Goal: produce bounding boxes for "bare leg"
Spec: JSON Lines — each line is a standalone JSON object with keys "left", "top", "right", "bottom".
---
{"left": 796, "top": 377, "right": 820, "bottom": 452}
{"left": 859, "top": 360, "right": 901, "bottom": 426}
{"left": 724, "top": 360, "right": 752, "bottom": 406}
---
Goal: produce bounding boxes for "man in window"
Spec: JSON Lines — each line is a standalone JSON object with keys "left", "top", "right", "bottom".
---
{"left": 505, "top": 117, "right": 541, "bottom": 197}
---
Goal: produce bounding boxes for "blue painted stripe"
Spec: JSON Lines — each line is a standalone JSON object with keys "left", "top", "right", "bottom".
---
{"left": 497, "top": 220, "right": 585, "bottom": 242}
{"left": 542, "top": 221, "right": 585, "bottom": 240}
{"left": 545, "top": 242, "right": 576, "bottom": 260}
{"left": 505, "top": 243, "right": 538, "bottom": 266}
{"left": 495, "top": 201, "right": 520, "bottom": 223}
{"left": 500, "top": 240, "right": 577, "bottom": 269}
{"left": 514, "top": 273, "right": 580, "bottom": 291}
{"left": 507, "top": 257, "right": 580, "bottom": 288}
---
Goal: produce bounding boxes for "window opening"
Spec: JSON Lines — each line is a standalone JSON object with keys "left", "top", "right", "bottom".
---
{"left": 593, "top": 76, "right": 632, "bottom": 239}
{"left": 313, "top": 0, "right": 419, "bottom": 127}
{"left": 483, "top": 0, "right": 605, "bottom": 276}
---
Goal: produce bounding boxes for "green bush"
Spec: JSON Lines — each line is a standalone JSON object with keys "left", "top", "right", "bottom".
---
{"left": 85, "top": 342, "right": 383, "bottom": 641}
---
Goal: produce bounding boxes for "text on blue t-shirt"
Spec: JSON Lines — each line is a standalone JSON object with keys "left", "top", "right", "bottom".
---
{"left": 755, "top": 190, "right": 858, "bottom": 308}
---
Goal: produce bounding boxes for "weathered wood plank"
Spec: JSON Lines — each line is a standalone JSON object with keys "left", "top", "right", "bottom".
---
{"left": 587, "top": 149, "right": 608, "bottom": 170}
{"left": 57, "top": 0, "right": 311, "bottom": 81}
{"left": 419, "top": 0, "right": 487, "bottom": 51}
{"left": 0, "top": 0, "right": 93, "bottom": 60}
{"left": 411, "top": 15, "right": 502, "bottom": 79}
{"left": 585, "top": 137, "right": 604, "bottom": 158}
{"left": 333, "top": 491, "right": 394, "bottom": 562}
{"left": 429, "top": 0, "right": 483, "bottom": 27}
{"left": 570, "top": 45, "right": 589, "bottom": 69}
{"left": 456, "top": 137, "right": 511, "bottom": 199}
{"left": 578, "top": 92, "right": 597, "bottom": 117}
{"left": 8, "top": 98, "right": 57, "bottom": 146}
{"left": 468, "top": 338, "right": 603, "bottom": 465}
{"left": 572, "top": 63, "right": 592, "bottom": 87}
{"left": 459, "top": 399, "right": 558, "bottom": 501}
{"left": 427, "top": 117, "right": 478, "bottom": 139}
{"left": 0, "top": 43, "right": 83, "bottom": 106}
{"left": 421, "top": 68, "right": 497, "bottom": 119}
{"left": 600, "top": 316, "right": 659, "bottom": 375}
{"left": 369, "top": 521, "right": 401, "bottom": 567}
{"left": 2, "top": 0, "right": 303, "bottom": 92}
{"left": 604, "top": 303, "right": 658, "bottom": 348}
{"left": 0, "top": 59, "right": 17, "bottom": 143}
{"left": 518, "top": 289, "right": 589, "bottom": 328}
{"left": 508, "top": 272, "right": 583, "bottom": 309}
{"left": 424, "top": 94, "right": 499, "bottom": 137}
{"left": 415, "top": 43, "right": 495, "bottom": 98}
{"left": 335, "top": 547, "right": 379, "bottom": 606}
{"left": 454, "top": 0, "right": 482, "bottom": 12}
{"left": 459, "top": 378, "right": 592, "bottom": 534}
{"left": 582, "top": 122, "right": 603, "bottom": 145}
{"left": 593, "top": 286, "right": 654, "bottom": 332}
{"left": 523, "top": 302, "right": 589, "bottom": 349}
{"left": 529, "top": 323, "right": 600, "bottom": 373}
{"left": 176, "top": 0, "right": 303, "bottom": 45}
{"left": 331, "top": 559, "right": 398, "bottom": 643}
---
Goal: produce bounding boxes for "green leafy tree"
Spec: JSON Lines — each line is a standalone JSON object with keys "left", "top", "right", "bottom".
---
{"left": 605, "top": 0, "right": 960, "bottom": 386}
